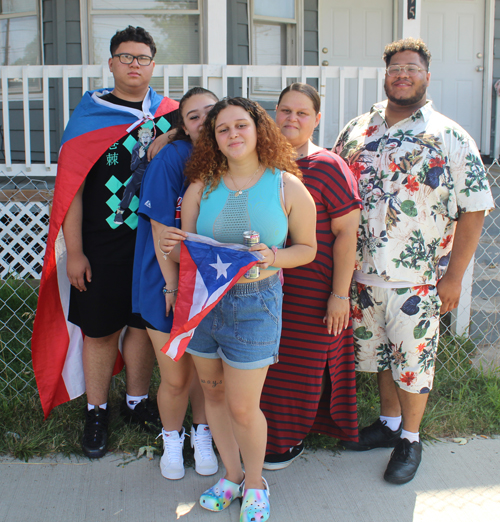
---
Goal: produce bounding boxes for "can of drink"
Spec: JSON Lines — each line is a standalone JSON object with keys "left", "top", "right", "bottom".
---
{"left": 243, "top": 230, "right": 260, "bottom": 279}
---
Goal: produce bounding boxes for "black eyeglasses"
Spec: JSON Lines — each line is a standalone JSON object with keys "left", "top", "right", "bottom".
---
{"left": 386, "top": 64, "right": 427, "bottom": 77}
{"left": 112, "top": 53, "right": 153, "bottom": 66}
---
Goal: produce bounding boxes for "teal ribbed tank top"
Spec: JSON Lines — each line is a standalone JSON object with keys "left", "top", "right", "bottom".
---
{"left": 196, "top": 167, "right": 288, "bottom": 248}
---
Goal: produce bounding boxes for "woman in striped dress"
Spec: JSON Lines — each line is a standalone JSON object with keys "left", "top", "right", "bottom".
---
{"left": 261, "top": 83, "right": 362, "bottom": 469}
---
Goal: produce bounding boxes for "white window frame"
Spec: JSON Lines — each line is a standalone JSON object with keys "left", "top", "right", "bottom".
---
{"left": 80, "top": 0, "right": 203, "bottom": 66}
{"left": 248, "top": 0, "right": 304, "bottom": 99}
{"left": 0, "top": 0, "right": 43, "bottom": 98}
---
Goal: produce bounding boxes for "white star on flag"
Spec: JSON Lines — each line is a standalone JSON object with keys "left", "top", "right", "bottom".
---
{"left": 209, "top": 255, "right": 232, "bottom": 279}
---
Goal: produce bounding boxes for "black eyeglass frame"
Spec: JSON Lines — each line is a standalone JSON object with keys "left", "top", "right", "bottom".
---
{"left": 112, "top": 53, "right": 154, "bottom": 66}
{"left": 385, "top": 64, "right": 428, "bottom": 77}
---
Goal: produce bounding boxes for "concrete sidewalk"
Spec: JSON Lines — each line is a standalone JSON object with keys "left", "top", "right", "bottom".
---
{"left": 1, "top": 437, "right": 499, "bottom": 522}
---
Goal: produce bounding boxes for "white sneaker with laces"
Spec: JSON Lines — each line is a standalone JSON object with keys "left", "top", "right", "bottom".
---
{"left": 191, "top": 424, "right": 218, "bottom": 476}
{"left": 160, "top": 427, "right": 185, "bottom": 480}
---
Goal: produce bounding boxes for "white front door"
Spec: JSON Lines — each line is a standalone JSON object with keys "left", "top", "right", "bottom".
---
{"left": 319, "top": 0, "right": 394, "bottom": 146}
{"left": 421, "top": 0, "right": 485, "bottom": 146}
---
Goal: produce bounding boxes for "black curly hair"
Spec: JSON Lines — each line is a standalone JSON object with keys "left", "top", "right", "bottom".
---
{"left": 383, "top": 38, "right": 431, "bottom": 70}
{"left": 110, "top": 26, "right": 156, "bottom": 58}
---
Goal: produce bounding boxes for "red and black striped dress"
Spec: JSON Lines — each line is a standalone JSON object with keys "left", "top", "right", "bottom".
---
{"left": 260, "top": 149, "right": 361, "bottom": 453}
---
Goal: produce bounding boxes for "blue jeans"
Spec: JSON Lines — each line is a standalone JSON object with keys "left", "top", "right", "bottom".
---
{"left": 186, "top": 273, "right": 282, "bottom": 369}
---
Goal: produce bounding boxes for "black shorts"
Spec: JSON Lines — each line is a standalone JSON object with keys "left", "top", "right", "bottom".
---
{"left": 142, "top": 318, "right": 160, "bottom": 332}
{"left": 68, "top": 261, "right": 144, "bottom": 338}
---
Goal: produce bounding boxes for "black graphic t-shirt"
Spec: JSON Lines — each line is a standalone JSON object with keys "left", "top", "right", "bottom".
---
{"left": 81, "top": 94, "right": 178, "bottom": 264}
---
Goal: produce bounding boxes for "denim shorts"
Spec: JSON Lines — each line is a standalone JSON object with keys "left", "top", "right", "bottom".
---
{"left": 186, "top": 273, "right": 282, "bottom": 370}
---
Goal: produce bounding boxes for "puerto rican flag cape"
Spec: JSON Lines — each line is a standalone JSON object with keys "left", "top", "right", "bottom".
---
{"left": 32, "top": 87, "right": 178, "bottom": 418}
{"left": 162, "top": 233, "right": 263, "bottom": 361}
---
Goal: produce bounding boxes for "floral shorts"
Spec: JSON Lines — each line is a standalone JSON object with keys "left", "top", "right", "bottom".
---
{"left": 350, "top": 282, "right": 441, "bottom": 394}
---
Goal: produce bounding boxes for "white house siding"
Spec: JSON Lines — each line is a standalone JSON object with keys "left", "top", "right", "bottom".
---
{"left": 0, "top": 1, "right": 81, "bottom": 165}
{"left": 495, "top": 0, "right": 500, "bottom": 77}
{"left": 43, "top": 0, "right": 83, "bottom": 162}
{"left": 2, "top": 0, "right": 500, "bottom": 163}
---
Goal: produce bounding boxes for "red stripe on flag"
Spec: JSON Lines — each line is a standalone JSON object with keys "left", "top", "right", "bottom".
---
{"left": 32, "top": 255, "right": 71, "bottom": 416}
{"left": 171, "top": 241, "right": 198, "bottom": 331}
{"left": 33, "top": 96, "right": 179, "bottom": 417}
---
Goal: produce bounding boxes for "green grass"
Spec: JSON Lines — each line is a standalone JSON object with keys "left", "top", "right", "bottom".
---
{"left": 305, "top": 335, "right": 500, "bottom": 452}
{"left": 421, "top": 334, "right": 500, "bottom": 437}
{"left": 1, "top": 278, "right": 499, "bottom": 459}
{"left": 0, "top": 370, "right": 180, "bottom": 462}
{"left": 1, "top": 358, "right": 498, "bottom": 460}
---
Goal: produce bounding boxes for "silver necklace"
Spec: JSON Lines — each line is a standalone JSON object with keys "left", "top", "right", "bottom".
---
{"left": 227, "top": 164, "right": 261, "bottom": 197}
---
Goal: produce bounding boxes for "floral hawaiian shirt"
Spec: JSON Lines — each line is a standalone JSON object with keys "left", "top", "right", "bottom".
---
{"left": 334, "top": 100, "right": 494, "bottom": 286}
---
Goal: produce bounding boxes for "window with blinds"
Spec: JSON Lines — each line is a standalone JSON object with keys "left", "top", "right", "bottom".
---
{"left": 250, "top": 0, "right": 301, "bottom": 96}
{"left": 88, "top": 0, "right": 201, "bottom": 97}
{"left": 0, "top": 0, "right": 41, "bottom": 94}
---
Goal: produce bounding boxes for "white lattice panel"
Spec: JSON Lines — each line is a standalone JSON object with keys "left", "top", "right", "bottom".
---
{"left": 0, "top": 200, "right": 50, "bottom": 279}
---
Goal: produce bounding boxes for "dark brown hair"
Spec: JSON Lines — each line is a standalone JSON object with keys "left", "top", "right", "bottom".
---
{"left": 184, "top": 97, "right": 302, "bottom": 191}
{"left": 172, "top": 87, "right": 219, "bottom": 143}
{"left": 383, "top": 38, "right": 432, "bottom": 70}
{"left": 277, "top": 82, "right": 321, "bottom": 114}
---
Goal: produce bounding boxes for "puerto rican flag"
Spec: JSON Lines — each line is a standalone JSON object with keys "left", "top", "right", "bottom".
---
{"left": 32, "top": 88, "right": 178, "bottom": 418}
{"left": 162, "top": 233, "right": 263, "bottom": 361}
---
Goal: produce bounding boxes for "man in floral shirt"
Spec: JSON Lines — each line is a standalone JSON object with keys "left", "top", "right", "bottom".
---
{"left": 335, "top": 38, "right": 494, "bottom": 484}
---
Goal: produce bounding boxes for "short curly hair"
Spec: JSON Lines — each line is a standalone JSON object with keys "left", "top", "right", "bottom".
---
{"left": 110, "top": 26, "right": 156, "bottom": 58}
{"left": 383, "top": 38, "right": 431, "bottom": 70}
{"left": 184, "top": 97, "right": 302, "bottom": 193}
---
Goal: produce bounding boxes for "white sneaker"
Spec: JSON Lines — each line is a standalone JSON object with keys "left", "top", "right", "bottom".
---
{"left": 191, "top": 424, "right": 218, "bottom": 476}
{"left": 160, "top": 427, "right": 185, "bottom": 480}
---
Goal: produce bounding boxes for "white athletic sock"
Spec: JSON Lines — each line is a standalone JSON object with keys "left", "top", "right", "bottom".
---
{"left": 380, "top": 415, "right": 402, "bottom": 432}
{"left": 401, "top": 429, "right": 420, "bottom": 443}
{"left": 88, "top": 402, "right": 107, "bottom": 411}
{"left": 126, "top": 393, "right": 148, "bottom": 410}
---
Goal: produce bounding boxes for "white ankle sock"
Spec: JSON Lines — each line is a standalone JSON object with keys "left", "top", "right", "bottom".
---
{"left": 380, "top": 415, "right": 402, "bottom": 432}
{"left": 162, "top": 428, "right": 183, "bottom": 438}
{"left": 88, "top": 402, "right": 107, "bottom": 411}
{"left": 126, "top": 393, "right": 148, "bottom": 410}
{"left": 401, "top": 429, "right": 420, "bottom": 443}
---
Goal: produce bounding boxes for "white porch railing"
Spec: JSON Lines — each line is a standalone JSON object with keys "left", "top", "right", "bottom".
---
{"left": 0, "top": 64, "right": 386, "bottom": 176}
{"left": 0, "top": 64, "right": 481, "bottom": 337}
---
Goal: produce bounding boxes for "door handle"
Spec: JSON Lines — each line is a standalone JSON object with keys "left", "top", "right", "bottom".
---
{"left": 476, "top": 66, "right": 484, "bottom": 72}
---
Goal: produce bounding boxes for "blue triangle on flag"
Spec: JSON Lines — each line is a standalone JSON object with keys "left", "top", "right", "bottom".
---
{"left": 185, "top": 240, "right": 257, "bottom": 292}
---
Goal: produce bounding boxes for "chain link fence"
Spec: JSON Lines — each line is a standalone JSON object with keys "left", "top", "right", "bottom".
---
{"left": 0, "top": 176, "right": 51, "bottom": 398}
{"left": 1, "top": 165, "right": 500, "bottom": 401}
{"left": 469, "top": 160, "right": 500, "bottom": 371}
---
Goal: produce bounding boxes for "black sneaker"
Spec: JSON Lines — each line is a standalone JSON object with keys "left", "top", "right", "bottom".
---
{"left": 342, "top": 418, "right": 402, "bottom": 451}
{"left": 121, "top": 397, "right": 161, "bottom": 433}
{"left": 82, "top": 406, "right": 109, "bottom": 459}
{"left": 384, "top": 438, "right": 422, "bottom": 484}
{"left": 263, "top": 442, "right": 304, "bottom": 470}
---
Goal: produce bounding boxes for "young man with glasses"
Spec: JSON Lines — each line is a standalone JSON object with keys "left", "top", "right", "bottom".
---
{"left": 334, "top": 38, "right": 494, "bottom": 484}
{"left": 33, "top": 26, "right": 178, "bottom": 458}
